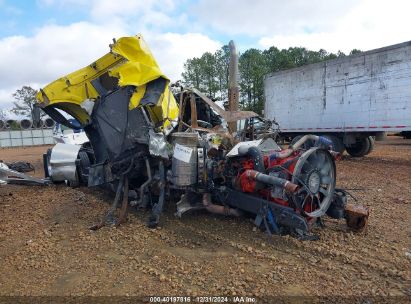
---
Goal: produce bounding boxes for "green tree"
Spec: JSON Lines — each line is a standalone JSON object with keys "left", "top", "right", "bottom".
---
{"left": 200, "top": 52, "right": 219, "bottom": 98}
{"left": 239, "top": 48, "right": 268, "bottom": 114}
{"left": 182, "top": 46, "right": 230, "bottom": 101}
{"left": 350, "top": 49, "right": 362, "bottom": 55}
{"left": 337, "top": 50, "right": 346, "bottom": 57}
{"left": 11, "top": 86, "right": 42, "bottom": 120}
{"left": 182, "top": 57, "right": 203, "bottom": 89}
{"left": 214, "top": 45, "right": 230, "bottom": 101}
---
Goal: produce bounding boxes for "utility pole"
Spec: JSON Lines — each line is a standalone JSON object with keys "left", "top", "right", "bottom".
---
{"left": 228, "top": 40, "right": 239, "bottom": 132}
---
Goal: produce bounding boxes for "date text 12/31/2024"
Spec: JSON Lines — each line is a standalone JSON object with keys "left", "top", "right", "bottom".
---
{"left": 149, "top": 296, "right": 257, "bottom": 303}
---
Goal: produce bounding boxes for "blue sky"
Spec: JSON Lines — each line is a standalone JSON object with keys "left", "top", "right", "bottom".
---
{"left": 0, "top": 0, "right": 258, "bottom": 52}
{"left": 0, "top": 1, "right": 85, "bottom": 37}
{"left": 0, "top": 0, "right": 410, "bottom": 114}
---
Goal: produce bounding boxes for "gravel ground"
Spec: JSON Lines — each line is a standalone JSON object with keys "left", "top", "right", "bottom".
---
{"left": 0, "top": 137, "right": 410, "bottom": 298}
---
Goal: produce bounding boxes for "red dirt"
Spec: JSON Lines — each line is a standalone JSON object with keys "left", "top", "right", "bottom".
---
{"left": 0, "top": 137, "right": 410, "bottom": 298}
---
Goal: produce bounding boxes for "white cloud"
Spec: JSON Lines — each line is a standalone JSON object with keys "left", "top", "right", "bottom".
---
{"left": 0, "top": 22, "right": 126, "bottom": 88}
{"left": 3, "top": 0, "right": 408, "bottom": 115}
{"left": 0, "top": 0, "right": 221, "bottom": 113}
{"left": 194, "top": 0, "right": 358, "bottom": 36}
{"left": 259, "top": 0, "right": 411, "bottom": 53}
{"left": 0, "top": 20, "right": 220, "bottom": 111}
{"left": 0, "top": 88, "right": 16, "bottom": 109}
{"left": 37, "top": 0, "right": 183, "bottom": 29}
{"left": 146, "top": 32, "right": 220, "bottom": 81}
{"left": 89, "top": 0, "right": 152, "bottom": 19}
{"left": 0, "top": 21, "right": 126, "bottom": 111}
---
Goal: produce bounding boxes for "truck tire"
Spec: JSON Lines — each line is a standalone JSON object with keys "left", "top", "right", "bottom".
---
{"left": 43, "top": 148, "right": 52, "bottom": 178}
{"left": 43, "top": 148, "right": 64, "bottom": 184}
{"left": 346, "top": 138, "right": 370, "bottom": 157}
{"left": 364, "top": 136, "right": 375, "bottom": 155}
{"left": 67, "top": 171, "right": 80, "bottom": 188}
{"left": 77, "top": 151, "right": 91, "bottom": 185}
{"left": 323, "top": 135, "right": 345, "bottom": 154}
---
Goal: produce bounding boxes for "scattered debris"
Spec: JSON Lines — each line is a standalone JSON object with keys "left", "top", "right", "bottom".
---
{"left": 345, "top": 203, "right": 369, "bottom": 231}
{"left": 5, "top": 161, "right": 35, "bottom": 173}
{"left": 0, "top": 161, "right": 48, "bottom": 186}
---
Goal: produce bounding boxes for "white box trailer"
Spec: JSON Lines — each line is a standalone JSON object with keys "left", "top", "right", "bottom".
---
{"left": 264, "top": 41, "right": 411, "bottom": 156}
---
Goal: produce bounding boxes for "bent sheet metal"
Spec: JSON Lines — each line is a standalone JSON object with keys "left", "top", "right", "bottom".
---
{"left": 0, "top": 162, "right": 49, "bottom": 186}
{"left": 36, "top": 35, "right": 179, "bottom": 134}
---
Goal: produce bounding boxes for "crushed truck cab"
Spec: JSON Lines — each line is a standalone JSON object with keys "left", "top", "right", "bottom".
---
{"left": 36, "top": 35, "right": 179, "bottom": 134}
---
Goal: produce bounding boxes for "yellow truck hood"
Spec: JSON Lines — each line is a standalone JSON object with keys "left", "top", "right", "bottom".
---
{"left": 36, "top": 35, "right": 178, "bottom": 132}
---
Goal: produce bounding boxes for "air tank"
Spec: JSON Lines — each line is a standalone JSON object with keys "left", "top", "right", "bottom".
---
{"left": 171, "top": 132, "right": 198, "bottom": 186}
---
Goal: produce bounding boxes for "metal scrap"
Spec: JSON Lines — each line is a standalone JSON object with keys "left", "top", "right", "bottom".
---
{"left": 345, "top": 203, "right": 369, "bottom": 231}
{"left": 0, "top": 162, "right": 49, "bottom": 186}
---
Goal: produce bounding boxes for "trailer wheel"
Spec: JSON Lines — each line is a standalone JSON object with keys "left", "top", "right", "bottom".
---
{"left": 346, "top": 138, "right": 370, "bottom": 157}
{"left": 364, "top": 136, "right": 375, "bottom": 155}
{"left": 323, "top": 135, "right": 345, "bottom": 154}
{"left": 401, "top": 131, "right": 411, "bottom": 139}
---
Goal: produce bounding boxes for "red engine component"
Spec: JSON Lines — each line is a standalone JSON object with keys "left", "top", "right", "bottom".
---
{"left": 239, "top": 170, "right": 257, "bottom": 193}
{"left": 235, "top": 146, "right": 337, "bottom": 221}
{"left": 238, "top": 150, "right": 299, "bottom": 194}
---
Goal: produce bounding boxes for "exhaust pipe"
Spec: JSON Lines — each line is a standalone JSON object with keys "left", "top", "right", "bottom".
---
{"left": 43, "top": 118, "right": 55, "bottom": 129}
{"left": 20, "top": 119, "right": 32, "bottom": 130}
{"left": 228, "top": 40, "right": 239, "bottom": 132}
{"left": 269, "top": 135, "right": 334, "bottom": 160}
{"left": 238, "top": 146, "right": 265, "bottom": 172}
{"left": 244, "top": 170, "right": 299, "bottom": 193}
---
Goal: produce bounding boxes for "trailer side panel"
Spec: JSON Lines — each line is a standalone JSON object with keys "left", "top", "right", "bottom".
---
{"left": 264, "top": 41, "right": 411, "bottom": 133}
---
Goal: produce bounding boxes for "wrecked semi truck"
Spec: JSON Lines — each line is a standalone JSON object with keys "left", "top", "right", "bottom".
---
{"left": 35, "top": 35, "right": 367, "bottom": 239}
{"left": 264, "top": 41, "right": 411, "bottom": 156}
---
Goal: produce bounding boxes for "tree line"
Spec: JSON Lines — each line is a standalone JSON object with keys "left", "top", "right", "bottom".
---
{"left": 182, "top": 45, "right": 361, "bottom": 114}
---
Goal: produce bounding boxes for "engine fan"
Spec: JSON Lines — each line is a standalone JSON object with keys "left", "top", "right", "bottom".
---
{"left": 291, "top": 148, "right": 336, "bottom": 218}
